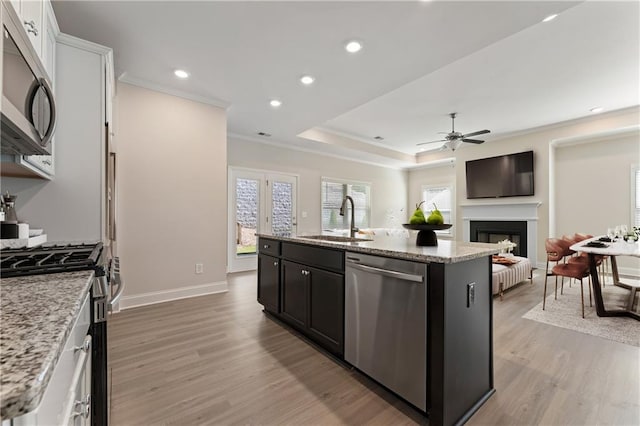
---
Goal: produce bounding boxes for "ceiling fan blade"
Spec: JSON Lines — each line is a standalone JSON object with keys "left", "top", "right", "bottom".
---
{"left": 461, "top": 138, "right": 485, "bottom": 144}
{"left": 462, "top": 129, "right": 490, "bottom": 138}
{"left": 416, "top": 139, "right": 447, "bottom": 146}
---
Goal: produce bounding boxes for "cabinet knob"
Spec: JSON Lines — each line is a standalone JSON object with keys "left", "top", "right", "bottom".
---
{"left": 23, "top": 20, "right": 38, "bottom": 36}
{"left": 72, "top": 394, "right": 91, "bottom": 419}
{"left": 74, "top": 338, "right": 91, "bottom": 353}
{"left": 263, "top": 244, "right": 270, "bottom": 249}
{"left": 273, "top": 261, "right": 278, "bottom": 267}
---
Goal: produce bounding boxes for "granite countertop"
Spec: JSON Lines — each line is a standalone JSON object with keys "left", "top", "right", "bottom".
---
{"left": 257, "top": 233, "right": 499, "bottom": 264}
{"left": 0, "top": 271, "right": 94, "bottom": 420}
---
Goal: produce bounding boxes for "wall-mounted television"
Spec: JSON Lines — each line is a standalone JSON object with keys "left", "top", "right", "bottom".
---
{"left": 465, "top": 150, "right": 534, "bottom": 199}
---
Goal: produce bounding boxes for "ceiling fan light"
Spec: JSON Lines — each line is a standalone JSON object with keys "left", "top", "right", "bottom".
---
{"left": 444, "top": 140, "right": 463, "bottom": 151}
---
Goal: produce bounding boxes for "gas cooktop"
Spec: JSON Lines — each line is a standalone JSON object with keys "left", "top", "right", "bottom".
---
{"left": 1, "top": 242, "right": 104, "bottom": 278}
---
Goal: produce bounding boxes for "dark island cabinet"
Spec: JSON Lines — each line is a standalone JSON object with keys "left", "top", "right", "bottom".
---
{"left": 280, "top": 260, "right": 308, "bottom": 328}
{"left": 280, "top": 260, "right": 345, "bottom": 356}
{"left": 257, "top": 237, "right": 345, "bottom": 356}
{"left": 307, "top": 265, "right": 344, "bottom": 355}
{"left": 257, "top": 254, "right": 280, "bottom": 313}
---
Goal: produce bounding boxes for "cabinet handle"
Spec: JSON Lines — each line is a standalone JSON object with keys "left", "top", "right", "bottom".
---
{"left": 74, "top": 338, "right": 91, "bottom": 353}
{"left": 72, "top": 394, "right": 91, "bottom": 419}
{"left": 263, "top": 244, "right": 270, "bottom": 249}
{"left": 301, "top": 270, "right": 309, "bottom": 276}
{"left": 24, "top": 20, "right": 38, "bottom": 35}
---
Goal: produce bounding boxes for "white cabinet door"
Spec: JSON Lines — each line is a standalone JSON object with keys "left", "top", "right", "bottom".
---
{"left": 42, "top": 0, "right": 56, "bottom": 83}
{"left": 9, "top": 0, "right": 21, "bottom": 15}
{"left": 22, "top": 0, "right": 57, "bottom": 177}
{"left": 19, "top": 0, "right": 43, "bottom": 58}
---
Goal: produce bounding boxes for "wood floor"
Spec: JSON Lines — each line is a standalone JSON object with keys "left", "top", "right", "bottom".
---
{"left": 109, "top": 271, "right": 640, "bottom": 425}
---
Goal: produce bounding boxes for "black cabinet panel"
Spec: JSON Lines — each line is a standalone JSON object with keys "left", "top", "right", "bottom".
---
{"left": 280, "top": 260, "right": 307, "bottom": 329}
{"left": 257, "top": 254, "right": 280, "bottom": 313}
{"left": 308, "top": 266, "right": 344, "bottom": 355}
{"left": 258, "top": 238, "right": 281, "bottom": 257}
{"left": 281, "top": 242, "right": 344, "bottom": 273}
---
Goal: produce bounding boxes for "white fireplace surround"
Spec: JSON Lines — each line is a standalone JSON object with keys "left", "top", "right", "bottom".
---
{"left": 461, "top": 202, "right": 542, "bottom": 266}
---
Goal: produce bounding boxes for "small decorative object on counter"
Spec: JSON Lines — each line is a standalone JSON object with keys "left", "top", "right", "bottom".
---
{"left": 402, "top": 223, "right": 452, "bottom": 246}
{"left": 2, "top": 191, "right": 18, "bottom": 223}
{"left": 498, "top": 239, "right": 517, "bottom": 254}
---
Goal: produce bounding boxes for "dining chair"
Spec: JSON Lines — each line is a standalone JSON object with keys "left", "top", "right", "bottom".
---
{"left": 543, "top": 238, "right": 592, "bottom": 318}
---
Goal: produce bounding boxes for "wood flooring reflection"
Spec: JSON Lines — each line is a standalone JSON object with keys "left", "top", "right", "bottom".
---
{"left": 109, "top": 272, "right": 639, "bottom": 425}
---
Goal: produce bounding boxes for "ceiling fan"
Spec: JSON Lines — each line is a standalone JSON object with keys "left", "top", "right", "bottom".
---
{"left": 417, "top": 113, "right": 490, "bottom": 151}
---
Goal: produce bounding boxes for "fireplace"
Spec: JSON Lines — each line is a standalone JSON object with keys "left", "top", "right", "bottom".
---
{"left": 470, "top": 221, "right": 527, "bottom": 257}
{"left": 461, "top": 202, "right": 541, "bottom": 266}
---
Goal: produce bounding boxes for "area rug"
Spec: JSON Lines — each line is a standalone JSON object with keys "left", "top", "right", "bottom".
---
{"left": 522, "top": 281, "right": 640, "bottom": 347}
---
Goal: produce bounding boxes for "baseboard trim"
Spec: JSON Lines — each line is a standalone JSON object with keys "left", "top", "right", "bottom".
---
{"left": 120, "top": 281, "right": 228, "bottom": 310}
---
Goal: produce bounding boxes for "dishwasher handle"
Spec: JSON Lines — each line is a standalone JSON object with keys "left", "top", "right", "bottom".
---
{"left": 347, "top": 262, "right": 424, "bottom": 283}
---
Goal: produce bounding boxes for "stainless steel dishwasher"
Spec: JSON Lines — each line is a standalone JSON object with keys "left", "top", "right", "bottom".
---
{"left": 345, "top": 252, "right": 427, "bottom": 411}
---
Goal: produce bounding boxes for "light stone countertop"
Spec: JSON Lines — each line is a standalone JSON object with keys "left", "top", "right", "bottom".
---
{"left": 257, "top": 233, "right": 500, "bottom": 264}
{"left": 0, "top": 271, "right": 94, "bottom": 420}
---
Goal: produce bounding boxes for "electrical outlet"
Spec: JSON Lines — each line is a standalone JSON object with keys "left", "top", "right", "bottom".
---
{"left": 467, "top": 282, "right": 475, "bottom": 307}
{"left": 195, "top": 263, "right": 204, "bottom": 274}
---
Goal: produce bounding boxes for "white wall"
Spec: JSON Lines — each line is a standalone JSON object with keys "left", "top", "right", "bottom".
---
{"left": 410, "top": 107, "right": 640, "bottom": 268}
{"left": 228, "top": 137, "right": 409, "bottom": 234}
{"left": 555, "top": 131, "right": 639, "bottom": 272}
{"left": 1, "top": 42, "right": 103, "bottom": 242}
{"left": 116, "top": 83, "right": 227, "bottom": 308}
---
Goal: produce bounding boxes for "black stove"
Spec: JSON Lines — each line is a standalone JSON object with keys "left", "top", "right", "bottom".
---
{"left": 1, "top": 241, "right": 110, "bottom": 426}
{"left": 0, "top": 242, "right": 104, "bottom": 277}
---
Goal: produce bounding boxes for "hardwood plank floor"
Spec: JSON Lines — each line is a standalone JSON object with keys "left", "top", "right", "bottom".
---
{"left": 109, "top": 271, "right": 639, "bottom": 425}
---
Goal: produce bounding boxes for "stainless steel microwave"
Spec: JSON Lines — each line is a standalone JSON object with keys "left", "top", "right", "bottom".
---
{"left": 1, "top": 1, "right": 55, "bottom": 155}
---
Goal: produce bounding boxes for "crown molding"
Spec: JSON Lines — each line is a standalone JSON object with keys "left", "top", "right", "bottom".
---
{"left": 550, "top": 124, "right": 640, "bottom": 147}
{"left": 406, "top": 157, "right": 456, "bottom": 171}
{"left": 56, "top": 33, "right": 112, "bottom": 55}
{"left": 489, "top": 105, "right": 640, "bottom": 144}
{"left": 227, "top": 132, "right": 411, "bottom": 171}
{"left": 118, "top": 73, "right": 231, "bottom": 110}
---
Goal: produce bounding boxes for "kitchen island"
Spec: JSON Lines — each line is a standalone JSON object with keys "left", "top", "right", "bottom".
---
{"left": 256, "top": 233, "right": 499, "bottom": 426}
{"left": 0, "top": 271, "right": 93, "bottom": 421}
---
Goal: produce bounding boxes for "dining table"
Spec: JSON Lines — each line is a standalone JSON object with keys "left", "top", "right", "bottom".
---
{"left": 570, "top": 236, "right": 640, "bottom": 321}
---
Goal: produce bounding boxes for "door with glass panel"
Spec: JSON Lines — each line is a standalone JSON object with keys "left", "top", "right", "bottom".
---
{"left": 228, "top": 168, "right": 297, "bottom": 272}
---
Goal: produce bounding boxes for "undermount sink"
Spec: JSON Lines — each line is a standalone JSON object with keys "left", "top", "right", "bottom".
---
{"left": 299, "top": 235, "right": 373, "bottom": 243}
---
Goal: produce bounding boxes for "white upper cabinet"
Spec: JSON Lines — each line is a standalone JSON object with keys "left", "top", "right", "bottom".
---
{"left": 17, "top": 0, "right": 43, "bottom": 58}
{"left": 7, "top": 0, "right": 57, "bottom": 78}
{"left": 1, "top": 0, "right": 58, "bottom": 178}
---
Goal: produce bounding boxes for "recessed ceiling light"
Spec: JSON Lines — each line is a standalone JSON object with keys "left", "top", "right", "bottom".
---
{"left": 270, "top": 99, "right": 282, "bottom": 108}
{"left": 300, "top": 75, "right": 315, "bottom": 85}
{"left": 542, "top": 14, "right": 558, "bottom": 23}
{"left": 590, "top": 106, "right": 604, "bottom": 113}
{"left": 345, "top": 40, "right": 363, "bottom": 53}
{"left": 257, "top": 132, "right": 271, "bottom": 137}
{"left": 174, "top": 69, "right": 189, "bottom": 79}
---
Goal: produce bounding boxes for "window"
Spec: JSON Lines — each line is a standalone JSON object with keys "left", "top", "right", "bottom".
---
{"left": 421, "top": 185, "right": 454, "bottom": 235}
{"left": 633, "top": 165, "right": 640, "bottom": 226}
{"left": 321, "top": 178, "right": 371, "bottom": 231}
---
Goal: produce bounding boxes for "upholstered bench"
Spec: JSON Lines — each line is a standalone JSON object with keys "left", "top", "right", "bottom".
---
{"left": 492, "top": 256, "right": 533, "bottom": 300}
